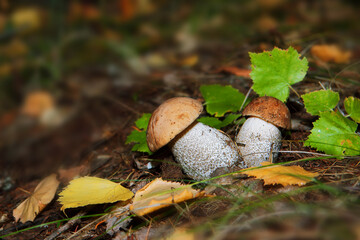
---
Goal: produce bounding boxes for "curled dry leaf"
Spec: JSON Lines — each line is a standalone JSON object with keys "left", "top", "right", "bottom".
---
{"left": 130, "top": 178, "right": 205, "bottom": 216}
{"left": 13, "top": 174, "right": 60, "bottom": 223}
{"left": 243, "top": 162, "right": 319, "bottom": 186}
{"left": 59, "top": 176, "right": 134, "bottom": 210}
{"left": 311, "top": 44, "right": 352, "bottom": 64}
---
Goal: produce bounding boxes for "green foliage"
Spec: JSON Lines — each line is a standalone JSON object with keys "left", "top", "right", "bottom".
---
{"left": 250, "top": 47, "right": 308, "bottom": 102}
{"left": 302, "top": 90, "right": 340, "bottom": 115}
{"left": 344, "top": 97, "right": 360, "bottom": 123}
{"left": 200, "top": 84, "right": 245, "bottom": 117}
{"left": 197, "top": 114, "right": 242, "bottom": 129}
{"left": 304, "top": 111, "right": 360, "bottom": 156}
{"left": 125, "top": 113, "right": 152, "bottom": 154}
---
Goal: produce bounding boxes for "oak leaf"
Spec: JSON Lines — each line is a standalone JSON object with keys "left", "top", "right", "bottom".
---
{"left": 130, "top": 178, "right": 205, "bottom": 216}
{"left": 243, "top": 162, "right": 318, "bottom": 186}
{"left": 13, "top": 174, "right": 60, "bottom": 223}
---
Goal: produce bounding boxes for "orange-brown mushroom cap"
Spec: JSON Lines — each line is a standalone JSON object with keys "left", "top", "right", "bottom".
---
{"left": 242, "top": 96, "right": 291, "bottom": 129}
{"left": 147, "top": 97, "right": 203, "bottom": 152}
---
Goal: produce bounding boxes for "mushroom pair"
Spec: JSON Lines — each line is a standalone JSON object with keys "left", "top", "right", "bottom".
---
{"left": 146, "top": 96, "right": 290, "bottom": 180}
{"left": 146, "top": 97, "right": 246, "bottom": 180}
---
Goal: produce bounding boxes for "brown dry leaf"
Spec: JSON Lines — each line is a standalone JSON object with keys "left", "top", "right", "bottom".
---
{"left": 213, "top": 66, "right": 251, "bottom": 78}
{"left": 243, "top": 162, "right": 319, "bottom": 186}
{"left": 311, "top": 44, "right": 352, "bottom": 64}
{"left": 130, "top": 178, "right": 205, "bottom": 216}
{"left": 21, "top": 91, "right": 55, "bottom": 118}
{"left": 13, "top": 174, "right": 60, "bottom": 223}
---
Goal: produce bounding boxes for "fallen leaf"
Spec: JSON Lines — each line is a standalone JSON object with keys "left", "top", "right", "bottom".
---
{"left": 118, "top": 0, "right": 136, "bottom": 21}
{"left": 0, "top": 38, "right": 28, "bottom": 58}
{"left": 13, "top": 174, "right": 59, "bottom": 223}
{"left": 59, "top": 176, "right": 134, "bottom": 210}
{"left": 130, "top": 178, "right": 205, "bottom": 216}
{"left": 169, "top": 54, "right": 199, "bottom": 67}
{"left": 243, "top": 162, "right": 318, "bottom": 186}
{"left": 11, "top": 7, "right": 44, "bottom": 34}
{"left": 311, "top": 44, "right": 352, "bottom": 64}
{"left": 68, "top": 2, "right": 100, "bottom": 21}
{"left": 212, "top": 66, "right": 251, "bottom": 78}
{"left": 21, "top": 91, "right": 55, "bottom": 118}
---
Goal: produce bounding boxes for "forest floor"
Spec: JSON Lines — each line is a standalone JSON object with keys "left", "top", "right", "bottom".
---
{"left": 0, "top": 1, "right": 360, "bottom": 239}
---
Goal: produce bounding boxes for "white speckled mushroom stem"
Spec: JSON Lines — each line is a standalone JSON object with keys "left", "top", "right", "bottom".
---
{"left": 171, "top": 122, "right": 245, "bottom": 180}
{"left": 236, "top": 117, "right": 281, "bottom": 167}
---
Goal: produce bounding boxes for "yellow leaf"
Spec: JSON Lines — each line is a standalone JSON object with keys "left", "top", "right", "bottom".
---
{"left": 59, "top": 177, "right": 134, "bottom": 210}
{"left": 243, "top": 161, "right": 319, "bottom": 186}
{"left": 130, "top": 178, "right": 204, "bottom": 216}
{"left": 13, "top": 174, "right": 60, "bottom": 223}
{"left": 11, "top": 7, "right": 44, "bottom": 34}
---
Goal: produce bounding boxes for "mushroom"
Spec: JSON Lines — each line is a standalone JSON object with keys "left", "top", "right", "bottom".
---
{"left": 235, "top": 96, "right": 291, "bottom": 167}
{"left": 147, "top": 97, "right": 246, "bottom": 180}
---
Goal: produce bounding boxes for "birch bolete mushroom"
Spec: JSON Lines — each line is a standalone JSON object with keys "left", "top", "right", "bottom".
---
{"left": 236, "top": 96, "right": 291, "bottom": 167}
{"left": 147, "top": 97, "right": 246, "bottom": 180}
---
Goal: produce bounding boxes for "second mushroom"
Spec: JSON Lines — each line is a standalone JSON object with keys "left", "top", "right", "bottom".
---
{"left": 236, "top": 96, "right": 291, "bottom": 167}
{"left": 147, "top": 97, "right": 247, "bottom": 180}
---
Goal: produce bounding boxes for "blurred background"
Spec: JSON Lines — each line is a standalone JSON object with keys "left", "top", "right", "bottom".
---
{"left": 0, "top": 0, "right": 359, "bottom": 186}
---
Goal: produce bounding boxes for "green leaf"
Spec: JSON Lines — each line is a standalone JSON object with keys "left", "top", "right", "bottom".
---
{"left": 250, "top": 47, "right": 308, "bottom": 102}
{"left": 200, "top": 84, "right": 245, "bottom": 117}
{"left": 302, "top": 90, "right": 340, "bottom": 115}
{"left": 197, "top": 114, "right": 242, "bottom": 129}
{"left": 135, "top": 113, "right": 152, "bottom": 130}
{"left": 344, "top": 97, "right": 360, "bottom": 123}
{"left": 304, "top": 111, "right": 360, "bottom": 156}
{"left": 126, "top": 113, "right": 152, "bottom": 154}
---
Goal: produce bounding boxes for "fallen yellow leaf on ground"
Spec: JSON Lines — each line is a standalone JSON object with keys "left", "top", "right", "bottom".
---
{"left": 311, "top": 44, "right": 352, "bottom": 64}
{"left": 11, "top": 7, "right": 44, "bottom": 33}
{"left": 13, "top": 174, "right": 59, "bottom": 223}
{"left": 243, "top": 161, "right": 319, "bottom": 186}
{"left": 59, "top": 177, "right": 134, "bottom": 210}
{"left": 130, "top": 178, "right": 205, "bottom": 216}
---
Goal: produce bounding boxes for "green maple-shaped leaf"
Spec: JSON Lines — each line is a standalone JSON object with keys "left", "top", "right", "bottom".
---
{"left": 302, "top": 90, "right": 339, "bottom": 115}
{"left": 304, "top": 111, "right": 360, "bottom": 156}
{"left": 344, "top": 97, "right": 360, "bottom": 123}
{"left": 126, "top": 113, "right": 152, "bottom": 154}
{"left": 197, "top": 113, "right": 242, "bottom": 129}
{"left": 200, "top": 84, "right": 245, "bottom": 117}
{"left": 250, "top": 47, "right": 308, "bottom": 102}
